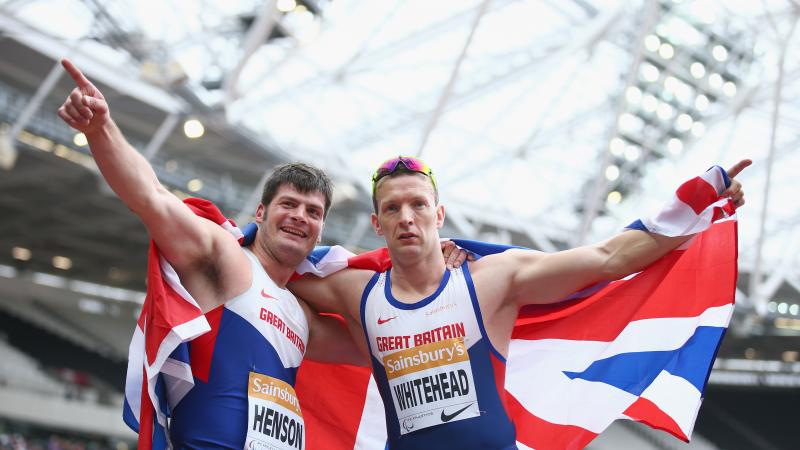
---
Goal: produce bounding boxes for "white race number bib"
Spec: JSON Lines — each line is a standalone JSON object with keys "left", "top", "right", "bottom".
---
{"left": 383, "top": 337, "right": 480, "bottom": 434}
{"left": 245, "top": 372, "right": 305, "bottom": 450}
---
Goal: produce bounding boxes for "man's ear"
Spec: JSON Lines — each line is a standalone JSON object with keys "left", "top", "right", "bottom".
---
{"left": 317, "top": 221, "right": 324, "bottom": 243}
{"left": 371, "top": 212, "right": 384, "bottom": 236}
{"left": 255, "top": 203, "right": 266, "bottom": 224}
{"left": 436, "top": 204, "right": 445, "bottom": 229}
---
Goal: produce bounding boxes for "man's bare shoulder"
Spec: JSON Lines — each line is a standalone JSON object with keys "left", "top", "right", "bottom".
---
{"left": 288, "top": 267, "right": 375, "bottom": 316}
{"left": 307, "top": 266, "right": 376, "bottom": 281}
{"left": 466, "top": 248, "right": 556, "bottom": 312}
{"left": 468, "top": 248, "right": 547, "bottom": 276}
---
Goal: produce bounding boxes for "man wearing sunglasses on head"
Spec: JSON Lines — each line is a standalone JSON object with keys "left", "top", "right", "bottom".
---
{"left": 288, "top": 155, "right": 750, "bottom": 449}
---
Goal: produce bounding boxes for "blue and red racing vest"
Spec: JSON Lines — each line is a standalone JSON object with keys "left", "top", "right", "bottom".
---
{"left": 360, "top": 264, "right": 517, "bottom": 450}
{"left": 170, "top": 249, "right": 309, "bottom": 450}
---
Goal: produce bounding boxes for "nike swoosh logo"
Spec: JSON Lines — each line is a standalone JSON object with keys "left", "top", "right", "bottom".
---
{"left": 440, "top": 403, "right": 473, "bottom": 423}
{"left": 260, "top": 289, "right": 277, "bottom": 300}
{"left": 377, "top": 316, "right": 397, "bottom": 325}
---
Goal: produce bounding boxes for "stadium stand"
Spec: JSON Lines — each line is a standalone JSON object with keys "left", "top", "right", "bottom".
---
{"left": 0, "top": 308, "right": 125, "bottom": 394}
{"left": 0, "top": 417, "right": 132, "bottom": 450}
{"left": 0, "top": 336, "right": 66, "bottom": 397}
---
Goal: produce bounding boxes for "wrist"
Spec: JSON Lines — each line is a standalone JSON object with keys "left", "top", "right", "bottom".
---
{"left": 626, "top": 164, "right": 731, "bottom": 237}
{"left": 705, "top": 165, "right": 730, "bottom": 194}
{"left": 83, "top": 117, "right": 116, "bottom": 141}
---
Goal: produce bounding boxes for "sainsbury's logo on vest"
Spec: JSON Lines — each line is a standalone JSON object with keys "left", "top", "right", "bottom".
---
{"left": 383, "top": 337, "right": 469, "bottom": 379}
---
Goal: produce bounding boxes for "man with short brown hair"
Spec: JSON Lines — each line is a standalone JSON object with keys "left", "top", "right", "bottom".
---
{"left": 289, "top": 155, "right": 749, "bottom": 449}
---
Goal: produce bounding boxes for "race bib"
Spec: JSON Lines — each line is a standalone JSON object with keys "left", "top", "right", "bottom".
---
{"left": 245, "top": 372, "right": 305, "bottom": 450}
{"left": 383, "top": 337, "right": 480, "bottom": 434}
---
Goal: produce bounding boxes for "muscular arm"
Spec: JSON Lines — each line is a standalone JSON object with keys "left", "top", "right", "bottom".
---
{"left": 489, "top": 230, "right": 690, "bottom": 305}
{"left": 288, "top": 268, "right": 373, "bottom": 318}
{"left": 57, "top": 60, "right": 233, "bottom": 294}
{"left": 479, "top": 160, "right": 750, "bottom": 308}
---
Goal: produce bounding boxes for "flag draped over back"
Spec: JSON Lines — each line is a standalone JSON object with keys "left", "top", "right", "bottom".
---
{"left": 124, "top": 167, "right": 737, "bottom": 450}
{"left": 122, "top": 199, "right": 242, "bottom": 449}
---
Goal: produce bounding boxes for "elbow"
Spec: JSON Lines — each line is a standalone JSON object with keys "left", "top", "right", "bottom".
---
{"left": 128, "top": 182, "right": 171, "bottom": 216}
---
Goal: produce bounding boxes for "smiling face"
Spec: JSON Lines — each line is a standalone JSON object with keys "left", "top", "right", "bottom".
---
{"left": 255, "top": 183, "right": 326, "bottom": 268}
{"left": 371, "top": 172, "right": 444, "bottom": 262}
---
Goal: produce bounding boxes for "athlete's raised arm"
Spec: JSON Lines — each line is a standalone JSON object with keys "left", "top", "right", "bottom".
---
{"left": 57, "top": 59, "right": 236, "bottom": 303}
{"left": 476, "top": 159, "right": 750, "bottom": 307}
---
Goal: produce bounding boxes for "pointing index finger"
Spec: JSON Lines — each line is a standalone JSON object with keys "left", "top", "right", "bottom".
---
{"left": 726, "top": 159, "right": 752, "bottom": 178}
{"left": 61, "top": 59, "right": 93, "bottom": 91}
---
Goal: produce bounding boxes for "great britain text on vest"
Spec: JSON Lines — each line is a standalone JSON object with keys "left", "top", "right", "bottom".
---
{"left": 376, "top": 321, "right": 465, "bottom": 352}
{"left": 259, "top": 307, "right": 306, "bottom": 353}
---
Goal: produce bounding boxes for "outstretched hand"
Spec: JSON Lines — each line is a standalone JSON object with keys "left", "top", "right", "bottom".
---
{"left": 57, "top": 59, "right": 110, "bottom": 134}
{"left": 722, "top": 159, "right": 751, "bottom": 208}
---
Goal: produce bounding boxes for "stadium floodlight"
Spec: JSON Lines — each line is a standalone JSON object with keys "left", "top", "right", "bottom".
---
{"left": 52, "top": 256, "right": 73, "bottom": 270}
{"left": 657, "top": 102, "right": 675, "bottom": 120}
{"left": 712, "top": 44, "right": 729, "bottom": 62}
{"left": 658, "top": 43, "right": 675, "bottom": 59}
{"left": 0, "top": 130, "right": 17, "bottom": 170}
{"left": 626, "top": 86, "right": 643, "bottom": 104}
{"left": 641, "top": 94, "right": 659, "bottom": 113}
{"left": 606, "top": 191, "right": 622, "bottom": 204}
{"left": 694, "top": 94, "right": 710, "bottom": 111}
{"left": 640, "top": 62, "right": 660, "bottom": 82}
{"left": 609, "top": 137, "right": 626, "bottom": 156}
{"left": 644, "top": 34, "right": 661, "bottom": 52}
{"left": 605, "top": 165, "right": 620, "bottom": 181}
{"left": 667, "top": 138, "right": 683, "bottom": 155}
{"left": 73, "top": 132, "right": 88, "bottom": 147}
{"left": 187, "top": 178, "right": 203, "bottom": 192}
{"left": 588, "top": 0, "right": 755, "bottom": 218}
{"left": 723, "top": 81, "right": 737, "bottom": 96}
{"left": 675, "top": 113, "right": 694, "bottom": 132}
{"left": 12, "top": 246, "right": 32, "bottom": 261}
{"left": 708, "top": 72, "right": 724, "bottom": 89}
{"left": 690, "top": 61, "right": 706, "bottom": 78}
{"left": 623, "top": 144, "right": 641, "bottom": 162}
{"left": 183, "top": 119, "right": 205, "bottom": 139}
{"left": 276, "top": 0, "right": 297, "bottom": 13}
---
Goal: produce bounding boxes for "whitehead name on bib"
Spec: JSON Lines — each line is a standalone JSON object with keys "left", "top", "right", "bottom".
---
{"left": 246, "top": 372, "right": 305, "bottom": 450}
{"left": 384, "top": 336, "right": 480, "bottom": 434}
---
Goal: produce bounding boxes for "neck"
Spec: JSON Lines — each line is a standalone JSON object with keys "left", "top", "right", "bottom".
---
{"left": 388, "top": 249, "right": 447, "bottom": 295}
{"left": 250, "top": 241, "right": 297, "bottom": 288}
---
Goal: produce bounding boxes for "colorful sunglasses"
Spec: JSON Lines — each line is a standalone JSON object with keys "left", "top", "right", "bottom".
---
{"left": 371, "top": 156, "right": 437, "bottom": 194}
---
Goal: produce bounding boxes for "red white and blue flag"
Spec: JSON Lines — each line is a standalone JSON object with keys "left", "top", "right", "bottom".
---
{"left": 124, "top": 167, "right": 737, "bottom": 450}
{"left": 122, "top": 199, "right": 241, "bottom": 449}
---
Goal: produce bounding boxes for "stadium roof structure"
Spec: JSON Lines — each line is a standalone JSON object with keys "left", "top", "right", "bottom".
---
{"left": 1, "top": 0, "right": 799, "bottom": 350}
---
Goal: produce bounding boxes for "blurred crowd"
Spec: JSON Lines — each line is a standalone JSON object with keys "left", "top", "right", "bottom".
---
{"left": 0, "top": 421, "right": 131, "bottom": 450}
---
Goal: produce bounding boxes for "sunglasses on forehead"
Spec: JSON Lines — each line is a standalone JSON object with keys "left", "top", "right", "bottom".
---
{"left": 371, "top": 156, "right": 437, "bottom": 194}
